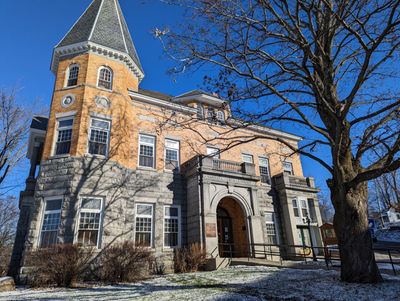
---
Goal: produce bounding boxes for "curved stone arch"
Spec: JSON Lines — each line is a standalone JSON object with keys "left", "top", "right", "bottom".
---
{"left": 210, "top": 188, "right": 253, "bottom": 217}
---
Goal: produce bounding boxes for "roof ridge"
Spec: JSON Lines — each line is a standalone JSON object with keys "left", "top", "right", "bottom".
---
{"left": 113, "top": 0, "right": 129, "bottom": 53}
{"left": 55, "top": 0, "right": 98, "bottom": 48}
{"left": 54, "top": 0, "right": 144, "bottom": 76}
{"left": 88, "top": 0, "right": 104, "bottom": 41}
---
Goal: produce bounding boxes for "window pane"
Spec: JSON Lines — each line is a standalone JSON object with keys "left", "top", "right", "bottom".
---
{"left": 265, "top": 212, "right": 274, "bottom": 223}
{"left": 45, "top": 199, "right": 62, "bottom": 211}
{"left": 259, "top": 157, "right": 269, "bottom": 167}
{"left": 137, "top": 204, "right": 152, "bottom": 216}
{"left": 242, "top": 154, "right": 253, "bottom": 163}
{"left": 139, "top": 135, "right": 155, "bottom": 144}
{"left": 82, "top": 198, "right": 101, "bottom": 210}
{"left": 98, "top": 68, "right": 113, "bottom": 90}
{"left": 266, "top": 224, "right": 277, "bottom": 244}
{"left": 59, "top": 119, "right": 73, "bottom": 128}
{"left": 165, "top": 207, "right": 178, "bottom": 217}
{"left": 165, "top": 139, "right": 179, "bottom": 149}
{"left": 67, "top": 66, "right": 79, "bottom": 87}
{"left": 92, "top": 119, "right": 110, "bottom": 129}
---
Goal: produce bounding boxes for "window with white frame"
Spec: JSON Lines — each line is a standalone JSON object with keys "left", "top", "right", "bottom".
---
{"left": 292, "top": 199, "right": 300, "bottom": 217}
{"left": 135, "top": 204, "right": 153, "bottom": 247}
{"left": 197, "top": 104, "right": 204, "bottom": 119}
{"left": 88, "top": 118, "right": 110, "bottom": 156}
{"left": 55, "top": 117, "right": 74, "bottom": 155}
{"left": 139, "top": 134, "right": 155, "bottom": 168}
{"left": 242, "top": 154, "right": 254, "bottom": 164}
{"left": 300, "top": 199, "right": 309, "bottom": 219}
{"left": 66, "top": 64, "right": 79, "bottom": 87}
{"left": 259, "top": 157, "right": 271, "bottom": 184}
{"left": 283, "top": 161, "right": 294, "bottom": 175}
{"left": 164, "top": 206, "right": 180, "bottom": 247}
{"left": 207, "top": 107, "right": 216, "bottom": 123}
{"left": 77, "top": 198, "right": 103, "bottom": 248}
{"left": 206, "top": 146, "right": 220, "bottom": 159}
{"left": 98, "top": 67, "right": 113, "bottom": 90}
{"left": 39, "top": 198, "right": 62, "bottom": 248}
{"left": 217, "top": 111, "right": 225, "bottom": 124}
{"left": 265, "top": 212, "right": 277, "bottom": 244}
{"left": 165, "top": 139, "right": 180, "bottom": 171}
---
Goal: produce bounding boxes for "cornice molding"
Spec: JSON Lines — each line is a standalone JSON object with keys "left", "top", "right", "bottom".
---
{"left": 129, "top": 90, "right": 302, "bottom": 142}
{"left": 51, "top": 41, "right": 145, "bottom": 82}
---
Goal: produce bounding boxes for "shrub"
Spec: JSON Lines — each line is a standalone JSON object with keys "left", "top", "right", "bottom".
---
{"left": 95, "top": 241, "right": 153, "bottom": 283}
{"left": 174, "top": 243, "right": 208, "bottom": 273}
{"left": 0, "top": 246, "right": 12, "bottom": 276}
{"left": 29, "top": 244, "right": 94, "bottom": 287}
{"left": 151, "top": 258, "right": 166, "bottom": 275}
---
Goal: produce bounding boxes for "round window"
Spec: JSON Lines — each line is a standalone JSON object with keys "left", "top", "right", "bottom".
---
{"left": 61, "top": 95, "right": 75, "bottom": 107}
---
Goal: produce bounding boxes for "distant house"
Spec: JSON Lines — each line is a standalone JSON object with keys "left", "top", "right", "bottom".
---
{"left": 375, "top": 208, "right": 400, "bottom": 228}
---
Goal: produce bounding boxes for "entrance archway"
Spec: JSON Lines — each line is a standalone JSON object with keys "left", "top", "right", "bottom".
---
{"left": 217, "top": 197, "right": 248, "bottom": 257}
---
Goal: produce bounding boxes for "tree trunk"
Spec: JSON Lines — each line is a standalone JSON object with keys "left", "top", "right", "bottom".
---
{"left": 332, "top": 181, "right": 382, "bottom": 283}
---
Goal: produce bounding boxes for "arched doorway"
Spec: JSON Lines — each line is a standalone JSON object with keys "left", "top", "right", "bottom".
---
{"left": 217, "top": 197, "right": 248, "bottom": 257}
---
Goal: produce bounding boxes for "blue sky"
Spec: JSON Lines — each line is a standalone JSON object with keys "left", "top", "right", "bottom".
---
{"left": 0, "top": 0, "right": 331, "bottom": 197}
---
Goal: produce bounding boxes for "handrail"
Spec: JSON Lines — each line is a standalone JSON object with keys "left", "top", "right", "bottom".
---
{"left": 216, "top": 242, "right": 400, "bottom": 275}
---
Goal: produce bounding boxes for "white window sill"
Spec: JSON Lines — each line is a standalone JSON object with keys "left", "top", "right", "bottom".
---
{"left": 49, "top": 154, "right": 71, "bottom": 159}
{"left": 84, "top": 153, "right": 108, "bottom": 160}
{"left": 137, "top": 166, "right": 157, "bottom": 172}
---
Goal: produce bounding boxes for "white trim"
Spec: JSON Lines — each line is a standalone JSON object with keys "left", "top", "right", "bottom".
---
{"left": 52, "top": 41, "right": 144, "bottom": 81}
{"left": 173, "top": 92, "right": 225, "bottom": 106}
{"left": 138, "top": 134, "right": 156, "bottom": 169}
{"left": 38, "top": 197, "right": 63, "bottom": 248}
{"left": 89, "top": 111, "right": 112, "bottom": 120}
{"left": 64, "top": 63, "right": 80, "bottom": 88}
{"left": 129, "top": 91, "right": 302, "bottom": 142}
{"left": 265, "top": 211, "right": 279, "bottom": 245}
{"left": 55, "top": 111, "right": 77, "bottom": 119}
{"left": 242, "top": 153, "right": 254, "bottom": 164}
{"left": 52, "top": 116, "right": 74, "bottom": 156}
{"left": 129, "top": 90, "right": 197, "bottom": 114}
{"left": 134, "top": 203, "right": 154, "bottom": 247}
{"left": 113, "top": 0, "right": 129, "bottom": 53}
{"left": 163, "top": 205, "right": 181, "bottom": 249}
{"left": 61, "top": 94, "right": 76, "bottom": 108}
{"left": 55, "top": 1, "right": 94, "bottom": 48}
{"left": 74, "top": 196, "right": 104, "bottom": 249}
{"left": 97, "top": 66, "right": 113, "bottom": 91}
{"left": 87, "top": 117, "right": 111, "bottom": 157}
{"left": 88, "top": 0, "right": 105, "bottom": 41}
{"left": 164, "top": 139, "right": 180, "bottom": 171}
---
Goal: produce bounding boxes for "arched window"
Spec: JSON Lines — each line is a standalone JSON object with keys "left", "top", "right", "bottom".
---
{"left": 197, "top": 104, "right": 204, "bottom": 119}
{"left": 217, "top": 111, "right": 225, "bottom": 124}
{"left": 98, "top": 67, "right": 113, "bottom": 90}
{"left": 66, "top": 64, "right": 79, "bottom": 87}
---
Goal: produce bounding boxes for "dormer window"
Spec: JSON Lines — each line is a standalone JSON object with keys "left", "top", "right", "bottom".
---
{"left": 66, "top": 64, "right": 79, "bottom": 87}
{"left": 197, "top": 104, "right": 204, "bottom": 119}
{"left": 207, "top": 107, "right": 216, "bottom": 123}
{"left": 217, "top": 111, "right": 225, "bottom": 124}
{"left": 98, "top": 67, "right": 113, "bottom": 90}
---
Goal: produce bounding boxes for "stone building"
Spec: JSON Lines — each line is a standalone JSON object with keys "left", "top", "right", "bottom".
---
{"left": 10, "top": 0, "right": 323, "bottom": 276}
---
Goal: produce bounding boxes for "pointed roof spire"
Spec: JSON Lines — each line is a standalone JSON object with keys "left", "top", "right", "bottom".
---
{"left": 51, "top": 0, "right": 144, "bottom": 80}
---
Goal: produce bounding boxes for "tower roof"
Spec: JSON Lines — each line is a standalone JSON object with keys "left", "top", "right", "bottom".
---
{"left": 51, "top": 0, "right": 144, "bottom": 80}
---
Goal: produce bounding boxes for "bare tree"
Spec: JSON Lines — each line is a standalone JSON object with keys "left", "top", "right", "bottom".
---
{"left": 0, "top": 196, "right": 18, "bottom": 275}
{"left": 157, "top": 0, "right": 400, "bottom": 282}
{"left": 0, "top": 89, "right": 30, "bottom": 190}
{"left": 371, "top": 170, "right": 400, "bottom": 211}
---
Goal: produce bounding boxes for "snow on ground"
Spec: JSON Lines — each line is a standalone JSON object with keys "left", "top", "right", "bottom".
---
{"left": 0, "top": 266, "right": 399, "bottom": 301}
